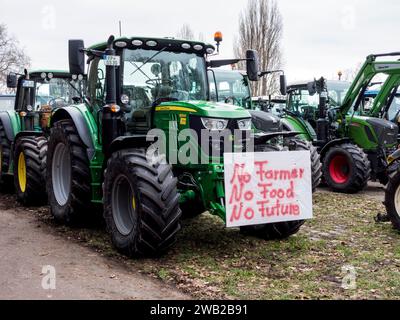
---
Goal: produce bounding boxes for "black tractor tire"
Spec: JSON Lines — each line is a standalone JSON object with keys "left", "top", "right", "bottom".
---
{"left": 240, "top": 143, "right": 307, "bottom": 240}
{"left": 323, "top": 143, "right": 370, "bottom": 194}
{"left": 46, "top": 120, "right": 91, "bottom": 224}
{"left": 384, "top": 167, "right": 400, "bottom": 231}
{"left": 13, "top": 136, "right": 48, "bottom": 206}
{"left": 377, "top": 161, "right": 399, "bottom": 186}
{"left": 285, "top": 138, "right": 322, "bottom": 192}
{"left": 0, "top": 121, "right": 13, "bottom": 191}
{"left": 103, "top": 149, "right": 182, "bottom": 258}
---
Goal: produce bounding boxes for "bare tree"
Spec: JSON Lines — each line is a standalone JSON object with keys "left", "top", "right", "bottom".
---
{"left": 176, "top": 24, "right": 195, "bottom": 41}
{"left": 0, "top": 24, "right": 30, "bottom": 92}
{"left": 235, "top": 0, "right": 283, "bottom": 96}
{"left": 341, "top": 62, "right": 363, "bottom": 82}
{"left": 176, "top": 24, "right": 207, "bottom": 42}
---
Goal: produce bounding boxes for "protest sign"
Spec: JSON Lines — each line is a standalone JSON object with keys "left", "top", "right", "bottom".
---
{"left": 224, "top": 151, "right": 313, "bottom": 228}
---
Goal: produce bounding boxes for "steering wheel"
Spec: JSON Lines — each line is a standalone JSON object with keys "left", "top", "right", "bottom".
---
{"left": 152, "top": 97, "right": 179, "bottom": 107}
{"left": 48, "top": 98, "right": 67, "bottom": 109}
{"left": 224, "top": 96, "right": 241, "bottom": 105}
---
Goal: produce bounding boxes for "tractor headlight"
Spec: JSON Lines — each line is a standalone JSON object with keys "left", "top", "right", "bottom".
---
{"left": 201, "top": 118, "right": 229, "bottom": 131}
{"left": 237, "top": 119, "right": 252, "bottom": 130}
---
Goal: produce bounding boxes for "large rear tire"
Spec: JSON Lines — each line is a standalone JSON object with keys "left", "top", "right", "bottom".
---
{"left": 13, "top": 136, "right": 48, "bottom": 206}
{"left": 285, "top": 138, "right": 322, "bottom": 192}
{"left": 241, "top": 142, "right": 317, "bottom": 240}
{"left": 0, "top": 121, "right": 13, "bottom": 191}
{"left": 103, "top": 149, "right": 181, "bottom": 258}
{"left": 384, "top": 168, "right": 400, "bottom": 231}
{"left": 46, "top": 120, "right": 91, "bottom": 224}
{"left": 323, "top": 143, "right": 370, "bottom": 194}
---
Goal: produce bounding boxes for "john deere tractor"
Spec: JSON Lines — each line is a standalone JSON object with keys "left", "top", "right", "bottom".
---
{"left": 44, "top": 35, "right": 316, "bottom": 258}
{"left": 0, "top": 70, "right": 84, "bottom": 204}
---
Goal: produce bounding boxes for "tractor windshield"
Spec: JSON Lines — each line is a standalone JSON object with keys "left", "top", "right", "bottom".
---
{"left": 34, "top": 78, "right": 82, "bottom": 110}
{"left": 209, "top": 70, "right": 251, "bottom": 109}
{"left": 0, "top": 96, "right": 15, "bottom": 111}
{"left": 122, "top": 49, "right": 208, "bottom": 109}
{"left": 288, "top": 81, "right": 351, "bottom": 114}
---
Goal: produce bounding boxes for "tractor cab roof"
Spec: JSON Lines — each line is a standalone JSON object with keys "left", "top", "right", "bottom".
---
{"left": 89, "top": 36, "right": 215, "bottom": 56}
{"left": 28, "top": 70, "right": 72, "bottom": 79}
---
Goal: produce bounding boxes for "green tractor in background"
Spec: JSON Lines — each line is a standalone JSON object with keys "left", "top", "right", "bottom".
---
{"left": 208, "top": 68, "right": 322, "bottom": 190}
{"left": 44, "top": 35, "right": 318, "bottom": 258}
{"left": 0, "top": 70, "right": 84, "bottom": 204}
{"left": 281, "top": 53, "right": 400, "bottom": 193}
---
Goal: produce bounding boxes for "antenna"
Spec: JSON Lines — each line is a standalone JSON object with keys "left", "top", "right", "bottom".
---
{"left": 119, "top": 21, "right": 122, "bottom": 37}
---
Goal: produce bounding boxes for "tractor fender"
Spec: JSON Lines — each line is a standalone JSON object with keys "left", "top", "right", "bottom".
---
{"left": 0, "top": 112, "right": 15, "bottom": 141}
{"left": 51, "top": 107, "right": 95, "bottom": 150}
{"left": 319, "top": 138, "right": 351, "bottom": 159}
{"left": 108, "top": 135, "right": 155, "bottom": 158}
{"left": 51, "top": 107, "right": 95, "bottom": 159}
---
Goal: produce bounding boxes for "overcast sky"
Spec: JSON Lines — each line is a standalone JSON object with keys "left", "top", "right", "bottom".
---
{"left": 1, "top": 0, "right": 399, "bottom": 81}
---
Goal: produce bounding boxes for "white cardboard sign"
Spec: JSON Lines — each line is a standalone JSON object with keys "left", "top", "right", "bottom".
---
{"left": 224, "top": 151, "right": 313, "bottom": 228}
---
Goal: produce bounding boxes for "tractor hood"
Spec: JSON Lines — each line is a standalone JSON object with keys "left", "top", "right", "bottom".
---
{"left": 156, "top": 101, "right": 251, "bottom": 119}
{"left": 249, "top": 110, "right": 282, "bottom": 133}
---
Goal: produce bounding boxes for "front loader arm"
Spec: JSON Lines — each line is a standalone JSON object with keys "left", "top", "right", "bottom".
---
{"left": 341, "top": 54, "right": 400, "bottom": 116}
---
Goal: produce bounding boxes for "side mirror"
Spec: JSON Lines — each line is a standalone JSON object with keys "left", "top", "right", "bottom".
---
{"left": 280, "top": 74, "right": 287, "bottom": 95}
{"left": 69, "top": 39, "right": 85, "bottom": 76}
{"left": 6, "top": 73, "right": 18, "bottom": 88}
{"left": 307, "top": 81, "right": 317, "bottom": 96}
{"left": 246, "top": 50, "right": 259, "bottom": 82}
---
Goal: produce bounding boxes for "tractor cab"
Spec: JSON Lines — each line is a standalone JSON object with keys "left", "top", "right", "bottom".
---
{"left": 75, "top": 36, "right": 259, "bottom": 158}
{"left": 208, "top": 69, "right": 252, "bottom": 109}
{"left": 286, "top": 80, "right": 351, "bottom": 128}
{"left": 208, "top": 69, "right": 289, "bottom": 134}
{"left": 8, "top": 70, "right": 85, "bottom": 132}
{"left": 362, "top": 87, "right": 400, "bottom": 124}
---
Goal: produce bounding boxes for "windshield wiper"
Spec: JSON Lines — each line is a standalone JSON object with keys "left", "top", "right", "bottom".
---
{"left": 130, "top": 47, "right": 168, "bottom": 76}
{"left": 129, "top": 61, "right": 154, "bottom": 83}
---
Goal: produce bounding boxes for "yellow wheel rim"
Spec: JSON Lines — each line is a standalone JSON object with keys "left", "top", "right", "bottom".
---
{"left": 132, "top": 196, "right": 136, "bottom": 211}
{"left": 18, "top": 152, "right": 27, "bottom": 193}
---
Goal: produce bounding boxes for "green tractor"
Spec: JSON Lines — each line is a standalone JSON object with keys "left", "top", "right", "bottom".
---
{"left": 44, "top": 35, "right": 317, "bottom": 257}
{"left": 208, "top": 68, "right": 322, "bottom": 189}
{"left": 281, "top": 53, "right": 400, "bottom": 193}
{"left": 0, "top": 70, "right": 84, "bottom": 204}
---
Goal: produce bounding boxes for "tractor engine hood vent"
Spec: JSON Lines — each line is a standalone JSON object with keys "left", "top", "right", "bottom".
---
{"left": 249, "top": 110, "right": 282, "bottom": 133}
{"left": 366, "top": 118, "right": 398, "bottom": 147}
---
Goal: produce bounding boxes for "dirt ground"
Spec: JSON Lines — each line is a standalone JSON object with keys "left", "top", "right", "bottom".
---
{"left": 0, "top": 182, "right": 399, "bottom": 300}
{"left": 0, "top": 196, "right": 188, "bottom": 300}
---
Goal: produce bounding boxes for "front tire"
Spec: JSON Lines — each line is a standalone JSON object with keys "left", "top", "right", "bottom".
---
{"left": 13, "top": 136, "right": 48, "bottom": 206}
{"left": 46, "top": 120, "right": 91, "bottom": 224}
{"left": 285, "top": 139, "right": 322, "bottom": 191}
{"left": 103, "top": 149, "right": 181, "bottom": 258}
{"left": 323, "top": 143, "right": 370, "bottom": 194}
{"left": 384, "top": 168, "right": 400, "bottom": 231}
